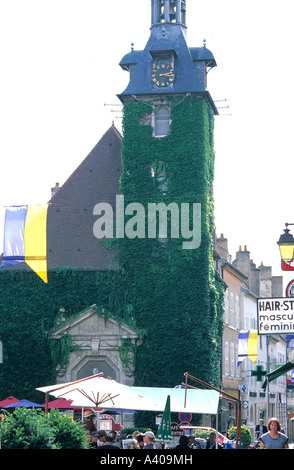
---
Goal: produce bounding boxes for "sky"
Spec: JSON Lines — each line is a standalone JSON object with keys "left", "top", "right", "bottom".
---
{"left": 0, "top": 0, "right": 294, "bottom": 290}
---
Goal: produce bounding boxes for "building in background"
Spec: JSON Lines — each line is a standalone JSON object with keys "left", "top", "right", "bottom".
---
{"left": 215, "top": 235, "right": 290, "bottom": 438}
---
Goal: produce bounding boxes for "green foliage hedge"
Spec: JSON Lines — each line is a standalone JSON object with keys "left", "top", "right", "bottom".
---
{"left": 118, "top": 97, "right": 224, "bottom": 426}
{"left": 0, "top": 408, "right": 88, "bottom": 449}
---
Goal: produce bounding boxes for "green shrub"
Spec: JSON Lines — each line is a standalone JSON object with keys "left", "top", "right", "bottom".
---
{"left": 0, "top": 408, "right": 89, "bottom": 449}
{"left": 0, "top": 408, "right": 57, "bottom": 449}
{"left": 192, "top": 429, "right": 211, "bottom": 440}
{"left": 47, "top": 408, "right": 89, "bottom": 449}
{"left": 228, "top": 425, "right": 252, "bottom": 449}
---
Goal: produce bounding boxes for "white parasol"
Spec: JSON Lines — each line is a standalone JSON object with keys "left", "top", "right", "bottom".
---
{"left": 36, "top": 373, "right": 159, "bottom": 413}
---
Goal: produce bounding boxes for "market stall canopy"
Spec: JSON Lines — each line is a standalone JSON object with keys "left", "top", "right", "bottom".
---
{"left": 71, "top": 386, "right": 219, "bottom": 414}
{"left": 128, "top": 387, "right": 220, "bottom": 414}
{"left": 36, "top": 374, "right": 158, "bottom": 411}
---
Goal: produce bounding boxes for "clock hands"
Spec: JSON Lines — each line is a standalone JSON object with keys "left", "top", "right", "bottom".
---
{"left": 159, "top": 71, "right": 174, "bottom": 77}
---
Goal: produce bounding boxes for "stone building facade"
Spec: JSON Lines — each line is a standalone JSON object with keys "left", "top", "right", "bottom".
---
{"left": 215, "top": 234, "right": 289, "bottom": 438}
{"left": 49, "top": 304, "right": 144, "bottom": 428}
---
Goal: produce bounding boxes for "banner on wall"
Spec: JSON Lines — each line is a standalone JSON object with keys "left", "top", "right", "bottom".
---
{"left": 0, "top": 204, "right": 48, "bottom": 283}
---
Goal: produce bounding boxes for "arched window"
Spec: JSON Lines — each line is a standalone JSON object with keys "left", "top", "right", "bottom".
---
{"left": 154, "top": 106, "right": 170, "bottom": 137}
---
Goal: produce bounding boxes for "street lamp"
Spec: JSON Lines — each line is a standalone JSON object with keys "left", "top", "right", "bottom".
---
{"left": 277, "top": 224, "right": 294, "bottom": 261}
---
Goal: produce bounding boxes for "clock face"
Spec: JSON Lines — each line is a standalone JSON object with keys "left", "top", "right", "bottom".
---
{"left": 152, "top": 59, "right": 175, "bottom": 87}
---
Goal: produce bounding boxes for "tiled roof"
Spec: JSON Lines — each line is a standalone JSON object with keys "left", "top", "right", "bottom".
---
{"left": 0, "top": 124, "right": 122, "bottom": 272}
{"left": 47, "top": 124, "right": 122, "bottom": 270}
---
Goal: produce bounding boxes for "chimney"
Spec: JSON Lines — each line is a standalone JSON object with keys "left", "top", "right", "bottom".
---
{"left": 51, "top": 182, "right": 60, "bottom": 197}
{"left": 216, "top": 234, "right": 229, "bottom": 260}
{"left": 234, "top": 245, "right": 251, "bottom": 276}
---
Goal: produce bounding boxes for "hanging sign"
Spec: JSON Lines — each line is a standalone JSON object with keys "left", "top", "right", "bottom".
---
{"left": 282, "top": 260, "right": 294, "bottom": 271}
{"left": 257, "top": 297, "right": 294, "bottom": 335}
{"left": 171, "top": 422, "right": 185, "bottom": 437}
{"left": 286, "top": 280, "right": 294, "bottom": 297}
{"left": 251, "top": 365, "right": 267, "bottom": 382}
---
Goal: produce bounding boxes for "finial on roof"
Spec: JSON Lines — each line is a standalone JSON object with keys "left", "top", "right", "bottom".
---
{"left": 131, "top": 42, "right": 134, "bottom": 51}
{"left": 203, "top": 38, "right": 206, "bottom": 47}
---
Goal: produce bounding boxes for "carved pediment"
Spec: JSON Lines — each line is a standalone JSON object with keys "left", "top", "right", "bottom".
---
{"left": 50, "top": 304, "right": 142, "bottom": 343}
{"left": 49, "top": 304, "right": 144, "bottom": 383}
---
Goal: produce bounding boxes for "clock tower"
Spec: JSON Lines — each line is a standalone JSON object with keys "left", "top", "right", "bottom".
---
{"left": 119, "top": 0, "right": 217, "bottom": 108}
{"left": 117, "top": 0, "right": 224, "bottom": 407}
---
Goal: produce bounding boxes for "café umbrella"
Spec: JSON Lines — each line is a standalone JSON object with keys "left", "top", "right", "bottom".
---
{"left": 0, "top": 397, "right": 20, "bottom": 408}
{"left": 3, "top": 399, "right": 44, "bottom": 409}
{"left": 45, "top": 397, "right": 84, "bottom": 411}
{"left": 36, "top": 373, "right": 159, "bottom": 413}
{"left": 156, "top": 395, "right": 172, "bottom": 443}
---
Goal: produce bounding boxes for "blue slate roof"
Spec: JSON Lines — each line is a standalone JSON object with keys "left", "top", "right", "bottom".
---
{"left": 118, "top": 24, "right": 217, "bottom": 112}
{"left": 120, "top": 46, "right": 216, "bottom": 70}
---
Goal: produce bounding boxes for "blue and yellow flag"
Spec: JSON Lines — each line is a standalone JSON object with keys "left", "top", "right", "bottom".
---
{"left": 237, "top": 329, "right": 258, "bottom": 366}
{"left": 0, "top": 204, "right": 48, "bottom": 283}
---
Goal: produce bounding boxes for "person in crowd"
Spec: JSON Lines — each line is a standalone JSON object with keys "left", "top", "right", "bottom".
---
{"left": 142, "top": 431, "right": 156, "bottom": 449}
{"left": 96, "top": 429, "right": 107, "bottom": 447}
{"left": 137, "top": 434, "right": 144, "bottom": 448}
{"left": 132, "top": 430, "right": 141, "bottom": 448}
{"left": 119, "top": 432, "right": 128, "bottom": 448}
{"left": 205, "top": 431, "right": 222, "bottom": 449}
{"left": 255, "top": 418, "right": 267, "bottom": 439}
{"left": 134, "top": 433, "right": 144, "bottom": 449}
{"left": 109, "top": 430, "right": 117, "bottom": 443}
{"left": 96, "top": 434, "right": 120, "bottom": 449}
{"left": 126, "top": 430, "right": 141, "bottom": 449}
{"left": 89, "top": 432, "right": 99, "bottom": 449}
{"left": 175, "top": 435, "right": 190, "bottom": 449}
{"left": 259, "top": 417, "right": 289, "bottom": 449}
{"left": 188, "top": 436, "right": 200, "bottom": 449}
{"left": 82, "top": 410, "right": 97, "bottom": 440}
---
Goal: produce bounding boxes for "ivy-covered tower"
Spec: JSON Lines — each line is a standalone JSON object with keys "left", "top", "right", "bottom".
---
{"left": 117, "top": 0, "right": 224, "bottom": 393}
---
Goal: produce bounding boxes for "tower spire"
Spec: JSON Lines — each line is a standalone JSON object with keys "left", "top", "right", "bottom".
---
{"left": 151, "top": 0, "right": 186, "bottom": 27}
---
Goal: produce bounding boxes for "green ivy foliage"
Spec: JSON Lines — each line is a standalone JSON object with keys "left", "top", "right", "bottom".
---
{"left": 118, "top": 97, "right": 224, "bottom": 405}
{"left": 0, "top": 268, "right": 135, "bottom": 402}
